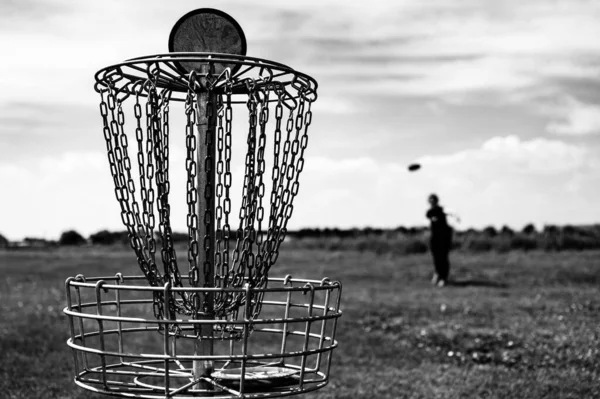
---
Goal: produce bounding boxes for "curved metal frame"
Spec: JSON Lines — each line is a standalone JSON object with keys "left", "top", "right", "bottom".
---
{"left": 64, "top": 274, "right": 342, "bottom": 398}
{"left": 94, "top": 53, "right": 318, "bottom": 105}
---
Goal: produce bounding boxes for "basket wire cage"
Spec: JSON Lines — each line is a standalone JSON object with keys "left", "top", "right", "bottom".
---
{"left": 64, "top": 274, "right": 341, "bottom": 398}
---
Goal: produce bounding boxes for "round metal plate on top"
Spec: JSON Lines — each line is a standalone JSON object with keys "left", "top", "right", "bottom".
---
{"left": 169, "top": 8, "right": 247, "bottom": 75}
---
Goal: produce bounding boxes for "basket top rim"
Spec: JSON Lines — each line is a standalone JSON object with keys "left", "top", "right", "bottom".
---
{"left": 65, "top": 274, "right": 340, "bottom": 293}
{"left": 94, "top": 52, "right": 318, "bottom": 100}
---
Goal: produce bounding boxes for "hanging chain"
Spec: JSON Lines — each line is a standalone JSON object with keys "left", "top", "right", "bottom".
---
{"left": 201, "top": 81, "right": 217, "bottom": 317}
{"left": 214, "top": 80, "right": 235, "bottom": 317}
{"left": 99, "top": 82, "right": 165, "bottom": 319}
{"left": 97, "top": 67, "right": 315, "bottom": 321}
{"left": 246, "top": 86, "right": 270, "bottom": 316}
{"left": 215, "top": 94, "right": 224, "bottom": 282}
{"left": 263, "top": 89, "right": 285, "bottom": 271}
{"left": 185, "top": 74, "right": 200, "bottom": 292}
{"left": 253, "top": 86, "right": 269, "bottom": 276}
{"left": 241, "top": 81, "right": 258, "bottom": 288}
{"left": 144, "top": 81, "right": 158, "bottom": 278}
{"left": 222, "top": 82, "right": 233, "bottom": 288}
{"left": 183, "top": 73, "right": 204, "bottom": 320}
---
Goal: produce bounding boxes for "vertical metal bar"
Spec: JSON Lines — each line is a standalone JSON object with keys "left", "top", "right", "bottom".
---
{"left": 172, "top": 328, "right": 177, "bottom": 365}
{"left": 240, "top": 284, "right": 252, "bottom": 396}
{"left": 65, "top": 278, "right": 80, "bottom": 376}
{"left": 75, "top": 283, "right": 88, "bottom": 370}
{"left": 94, "top": 281, "right": 108, "bottom": 389}
{"left": 114, "top": 273, "right": 124, "bottom": 363}
{"left": 279, "top": 275, "right": 293, "bottom": 365}
{"left": 229, "top": 329, "right": 235, "bottom": 359}
{"left": 193, "top": 62, "right": 216, "bottom": 388}
{"left": 163, "top": 282, "right": 171, "bottom": 396}
{"left": 315, "top": 280, "right": 331, "bottom": 372}
{"left": 298, "top": 284, "right": 315, "bottom": 390}
{"left": 325, "top": 282, "right": 342, "bottom": 377}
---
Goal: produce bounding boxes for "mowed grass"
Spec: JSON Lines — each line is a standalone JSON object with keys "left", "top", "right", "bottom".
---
{"left": 1, "top": 246, "right": 599, "bottom": 398}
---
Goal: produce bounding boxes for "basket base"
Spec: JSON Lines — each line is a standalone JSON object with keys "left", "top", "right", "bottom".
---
{"left": 212, "top": 366, "right": 299, "bottom": 381}
{"left": 74, "top": 360, "right": 327, "bottom": 398}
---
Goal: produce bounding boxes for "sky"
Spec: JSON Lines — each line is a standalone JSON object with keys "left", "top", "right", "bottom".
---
{"left": 1, "top": 0, "right": 600, "bottom": 240}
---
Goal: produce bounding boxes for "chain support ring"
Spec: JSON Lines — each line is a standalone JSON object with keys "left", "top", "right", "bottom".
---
{"left": 64, "top": 274, "right": 342, "bottom": 398}
{"left": 95, "top": 53, "right": 317, "bottom": 104}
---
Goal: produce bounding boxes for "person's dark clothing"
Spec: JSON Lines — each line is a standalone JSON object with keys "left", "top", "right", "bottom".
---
{"left": 426, "top": 206, "right": 452, "bottom": 281}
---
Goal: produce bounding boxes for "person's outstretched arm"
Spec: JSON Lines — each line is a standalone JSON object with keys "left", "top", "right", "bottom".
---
{"left": 445, "top": 209, "right": 461, "bottom": 224}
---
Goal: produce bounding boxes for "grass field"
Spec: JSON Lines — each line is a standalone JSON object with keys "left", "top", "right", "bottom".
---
{"left": 1, "top": 246, "right": 599, "bottom": 398}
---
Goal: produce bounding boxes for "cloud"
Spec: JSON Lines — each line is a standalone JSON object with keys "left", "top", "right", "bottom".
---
{"left": 0, "top": 151, "right": 115, "bottom": 240}
{"left": 1, "top": 135, "right": 599, "bottom": 240}
{"left": 261, "top": 0, "right": 600, "bottom": 111}
{"left": 419, "top": 135, "right": 588, "bottom": 173}
{"left": 38, "top": 151, "right": 105, "bottom": 173}
{"left": 293, "top": 135, "right": 600, "bottom": 230}
{"left": 311, "top": 95, "right": 355, "bottom": 115}
{"left": 0, "top": 0, "right": 69, "bottom": 25}
{"left": 0, "top": 101, "right": 95, "bottom": 135}
{"left": 3, "top": 0, "right": 600, "bottom": 107}
{"left": 546, "top": 97, "right": 600, "bottom": 135}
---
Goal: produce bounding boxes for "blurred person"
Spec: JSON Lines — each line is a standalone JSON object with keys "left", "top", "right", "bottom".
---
{"left": 426, "top": 194, "right": 459, "bottom": 287}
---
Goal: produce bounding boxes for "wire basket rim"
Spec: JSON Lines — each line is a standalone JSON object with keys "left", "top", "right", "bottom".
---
{"left": 93, "top": 52, "right": 318, "bottom": 100}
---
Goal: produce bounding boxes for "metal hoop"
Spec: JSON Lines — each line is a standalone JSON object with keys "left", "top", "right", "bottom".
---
{"left": 64, "top": 274, "right": 342, "bottom": 398}
{"left": 95, "top": 53, "right": 318, "bottom": 105}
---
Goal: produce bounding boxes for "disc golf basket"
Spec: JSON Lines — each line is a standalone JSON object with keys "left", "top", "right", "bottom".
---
{"left": 63, "top": 9, "right": 342, "bottom": 398}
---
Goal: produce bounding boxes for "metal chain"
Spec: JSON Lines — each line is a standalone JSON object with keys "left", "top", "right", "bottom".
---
{"left": 144, "top": 81, "right": 158, "bottom": 279}
{"left": 98, "top": 69, "right": 315, "bottom": 321}
{"left": 215, "top": 81, "right": 235, "bottom": 317}
{"left": 183, "top": 74, "right": 202, "bottom": 319}
{"left": 203, "top": 89, "right": 215, "bottom": 291}
{"left": 252, "top": 86, "right": 312, "bottom": 319}
{"left": 215, "top": 94, "right": 224, "bottom": 282}
{"left": 247, "top": 86, "right": 270, "bottom": 316}
{"left": 254, "top": 86, "right": 269, "bottom": 271}
{"left": 99, "top": 83, "right": 165, "bottom": 320}
{"left": 134, "top": 88, "right": 152, "bottom": 260}
{"left": 185, "top": 74, "right": 200, "bottom": 291}
{"left": 200, "top": 83, "right": 216, "bottom": 317}
{"left": 263, "top": 89, "right": 296, "bottom": 274}
{"left": 262, "top": 89, "right": 285, "bottom": 272}
{"left": 270, "top": 91, "right": 312, "bottom": 264}
{"left": 143, "top": 81, "right": 167, "bottom": 318}
{"left": 230, "top": 83, "right": 254, "bottom": 288}
{"left": 277, "top": 92, "right": 312, "bottom": 243}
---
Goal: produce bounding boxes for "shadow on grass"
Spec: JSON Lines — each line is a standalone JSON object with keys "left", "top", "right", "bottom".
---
{"left": 448, "top": 279, "right": 509, "bottom": 288}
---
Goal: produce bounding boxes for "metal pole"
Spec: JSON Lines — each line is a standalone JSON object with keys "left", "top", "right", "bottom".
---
{"left": 194, "top": 63, "right": 216, "bottom": 389}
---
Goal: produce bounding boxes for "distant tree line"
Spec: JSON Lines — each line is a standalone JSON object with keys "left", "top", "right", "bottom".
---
{"left": 1, "top": 223, "right": 599, "bottom": 253}
{"left": 284, "top": 224, "right": 600, "bottom": 254}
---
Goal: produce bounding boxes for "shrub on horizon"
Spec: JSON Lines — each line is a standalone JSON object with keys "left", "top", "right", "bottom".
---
{"left": 89, "top": 230, "right": 130, "bottom": 245}
{"left": 59, "top": 230, "right": 86, "bottom": 246}
{"left": 500, "top": 225, "right": 515, "bottom": 236}
{"left": 509, "top": 234, "right": 538, "bottom": 251}
{"left": 0, "top": 233, "right": 9, "bottom": 249}
{"left": 522, "top": 223, "right": 536, "bottom": 235}
{"left": 483, "top": 226, "right": 498, "bottom": 237}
